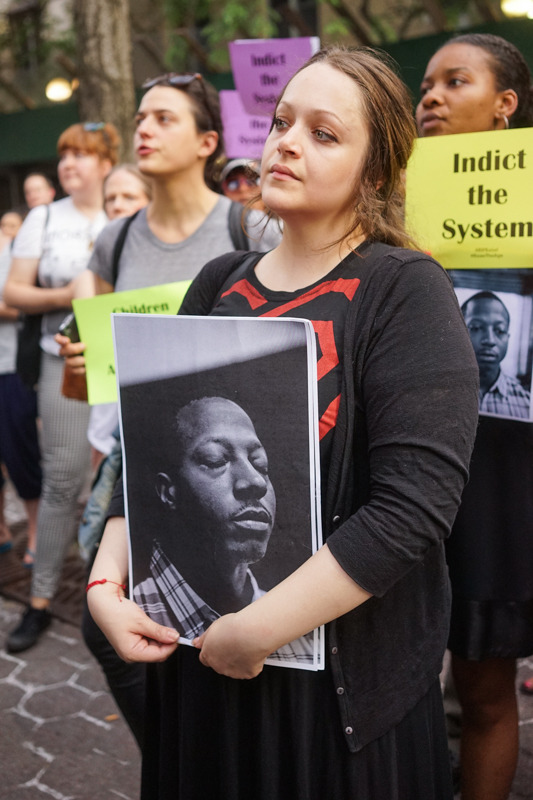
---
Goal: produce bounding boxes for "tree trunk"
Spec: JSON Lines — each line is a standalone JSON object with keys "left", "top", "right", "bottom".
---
{"left": 73, "top": 0, "right": 136, "bottom": 160}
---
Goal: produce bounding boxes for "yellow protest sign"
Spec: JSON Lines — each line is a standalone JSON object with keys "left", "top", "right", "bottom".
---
{"left": 73, "top": 281, "right": 191, "bottom": 405}
{"left": 406, "top": 128, "right": 533, "bottom": 268}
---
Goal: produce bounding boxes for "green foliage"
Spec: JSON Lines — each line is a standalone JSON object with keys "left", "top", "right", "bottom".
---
{"left": 203, "top": 1, "right": 277, "bottom": 70}
{"left": 163, "top": 0, "right": 277, "bottom": 71}
{"left": 322, "top": 18, "right": 351, "bottom": 38}
{"left": 439, "top": 0, "right": 472, "bottom": 28}
{"left": 39, "top": 29, "right": 77, "bottom": 63}
{"left": 318, "top": 0, "right": 492, "bottom": 45}
{"left": 0, "top": 5, "right": 76, "bottom": 72}
{"left": 368, "top": 14, "right": 397, "bottom": 42}
{"left": 164, "top": 37, "right": 189, "bottom": 70}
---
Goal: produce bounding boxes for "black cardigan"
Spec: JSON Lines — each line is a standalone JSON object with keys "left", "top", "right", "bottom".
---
{"left": 179, "top": 241, "right": 479, "bottom": 751}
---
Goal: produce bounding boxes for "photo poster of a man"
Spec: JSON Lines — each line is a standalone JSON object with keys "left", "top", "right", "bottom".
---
{"left": 112, "top": 313, "right": 324, "bottom": 671}
{"left": 451, "top": 271, "right": 533, "bottom": 422}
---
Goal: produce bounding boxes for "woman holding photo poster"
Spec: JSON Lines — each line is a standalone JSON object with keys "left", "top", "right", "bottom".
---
{"left": 88, "top": 47, "right": 478, "bottom": 799}
{"left": 416, "top": 33, "right": 533, "bottom": 800}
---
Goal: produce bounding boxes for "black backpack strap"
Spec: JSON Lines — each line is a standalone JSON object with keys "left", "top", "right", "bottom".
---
{"left": 228, "top": 202, "right": 250, "bottom": 251}
{"left": 111, "top": 210, "right": 140, "bottom": 286}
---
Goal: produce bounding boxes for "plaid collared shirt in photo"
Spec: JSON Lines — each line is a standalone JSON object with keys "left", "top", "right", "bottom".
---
{"left": 480, "top": 370, "right": 531, "bottom": 420}
{"left": 133, "top": 541, "right": 315, "bottom": 663}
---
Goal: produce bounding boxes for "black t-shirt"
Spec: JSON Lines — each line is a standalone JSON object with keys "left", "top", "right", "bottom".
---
{"left": 210, "top": 250, "right": 362, "bottom": 477}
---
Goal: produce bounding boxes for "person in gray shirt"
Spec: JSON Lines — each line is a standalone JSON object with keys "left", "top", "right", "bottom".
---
{"left": 61, "top": 71, "right": 278, "bottom": 337}
{"left": 56, "top": 72, "right": 279, "bottom": 750}
{"left": 88, "top": 193, "right": 276, "bottom": 293}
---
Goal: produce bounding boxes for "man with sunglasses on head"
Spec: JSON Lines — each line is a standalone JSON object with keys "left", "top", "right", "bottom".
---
{"left": 60, "top": 72, "right": 279, "bottom": 470}
{"left": 73, "top": 74, "right": 277, "bottom": 303}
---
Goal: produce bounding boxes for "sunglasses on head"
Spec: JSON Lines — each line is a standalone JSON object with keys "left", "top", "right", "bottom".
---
{"left": 82, "top": 122, "right": 112, "bottom": 150}
{"left": 142, "top": 73, "right": 213, "bottom": 129}
{"left": 142, "top": 72, "right": 203, "bottom": 91}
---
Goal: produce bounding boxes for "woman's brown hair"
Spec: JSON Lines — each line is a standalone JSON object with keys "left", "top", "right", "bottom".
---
{"left": 277, "top": 46, "right": 418, "bottom": 250}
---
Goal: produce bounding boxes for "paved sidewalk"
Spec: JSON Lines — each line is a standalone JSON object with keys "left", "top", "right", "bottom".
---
{"left": 0, "top": 485, "right": 142, "bottom": 799}
{"left": 0, "top": 595, "right": 141, "bottom": 800}
{"left": 2, "top": 595, "right": 533, "bottom": 800}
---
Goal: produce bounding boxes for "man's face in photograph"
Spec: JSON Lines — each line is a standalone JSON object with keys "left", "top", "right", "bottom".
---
{"left": 174, "top": 398, "right": 276, "bottom": 568}
{"left": 463, "top": 296, "right": 510, "bottom": 369}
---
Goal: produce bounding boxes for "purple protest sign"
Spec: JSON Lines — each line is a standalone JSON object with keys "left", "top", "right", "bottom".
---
{"left": 229, "top": 37, "right": 320, "bottom": 117}
{"left": 220, "top": 90, "right": 270, "bottom": 159}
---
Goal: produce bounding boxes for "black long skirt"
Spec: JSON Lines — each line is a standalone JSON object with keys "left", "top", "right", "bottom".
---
{"left": 140, "top": 646, "right": 453, "bottom": 800}
{"left": 447, "top": 416, "right": 533, "bottom": 660}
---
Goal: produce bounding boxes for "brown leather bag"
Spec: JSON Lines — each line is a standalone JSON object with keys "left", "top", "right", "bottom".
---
{"left": 61, "top": 366, "right": 88, "bottom": 402}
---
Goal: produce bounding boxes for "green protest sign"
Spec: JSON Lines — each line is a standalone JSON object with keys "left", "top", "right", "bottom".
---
{"left": 73, "top": 281, "right": 191, "bottom": 404}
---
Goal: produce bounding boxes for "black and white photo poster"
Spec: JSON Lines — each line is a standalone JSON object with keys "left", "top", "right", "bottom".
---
{"left": 113, "top": 314, "right": 324, "bottom": 671}
{"left": 452, "top": 273, "right": 533, "bottom": 422}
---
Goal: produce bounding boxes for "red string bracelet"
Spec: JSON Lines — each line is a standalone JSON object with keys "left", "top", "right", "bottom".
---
{"left": 86, "top": 578, "right": 126, "bottom": 601}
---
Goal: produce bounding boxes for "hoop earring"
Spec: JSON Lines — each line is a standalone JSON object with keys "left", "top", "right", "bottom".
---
{"left": 502, "top": 114, "right": 510, "bottom": 130}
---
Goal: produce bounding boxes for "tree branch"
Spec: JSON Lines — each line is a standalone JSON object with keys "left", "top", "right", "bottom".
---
{"left": 276, "top": 4, "right": 314, "bottom": 36}
{"left": 172, "top": 28, "right": 220, "bottom": 72}
{"left": 473, "top": 0, "right": 502, "bottom": 22}
{"left": 54, "top": 52, "right": 77, "bottom": 78}
{"left": 418, "top": 0, "right": 448, "bottom": 31}
{"left": 0, "top": 75, "right": 35, "bottom": 109}
{"left": 359, "top": 0, "right": 394, "bottom": 41}
{"left": 134, "top": 33, "right": 168, "bottom": 75}
{"left": 324, "top": 0, "right": 373, "bottom": 45}
{"left": 398, "top": 6, "right": 426, "bottom": 39}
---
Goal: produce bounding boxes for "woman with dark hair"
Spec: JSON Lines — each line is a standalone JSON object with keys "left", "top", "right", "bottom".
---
{"left": 4, "top": 122, "right": 119, "bottom": 652}
{"left": 417, "top": 32, "right": 533, "bottom": 136}
{"left": 87, "top": 47, "right": 478, "bottom": 799}
{"left": 416, "top": 33, "right": 533, "bottom": 800}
